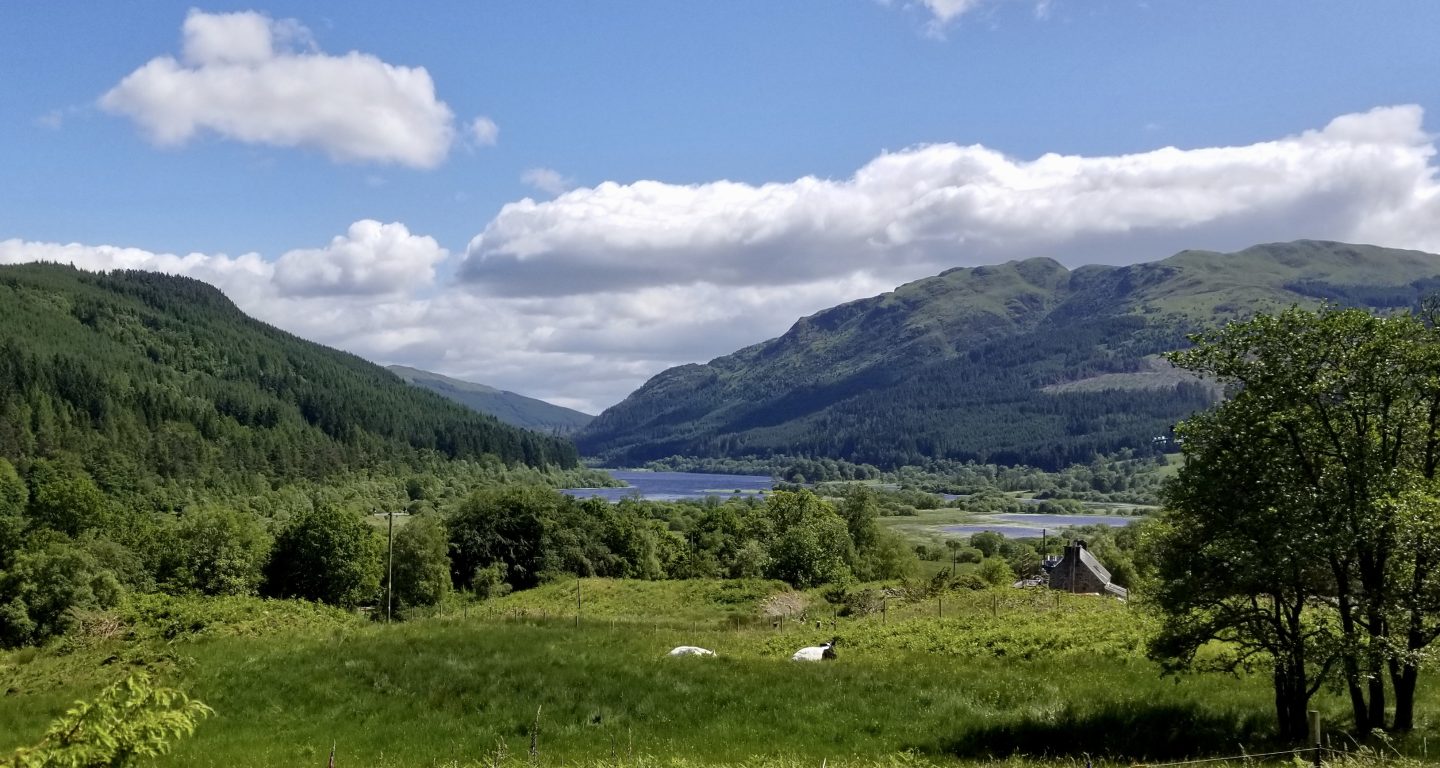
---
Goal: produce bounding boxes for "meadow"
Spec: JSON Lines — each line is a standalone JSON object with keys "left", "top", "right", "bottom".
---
{"left": 2, "top": 581, "right": 1435, "bottom": 767}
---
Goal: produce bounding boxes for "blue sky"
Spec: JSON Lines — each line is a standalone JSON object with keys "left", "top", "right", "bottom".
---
{"left": 3, "top": 1, "right": 1440, "bottom": 412}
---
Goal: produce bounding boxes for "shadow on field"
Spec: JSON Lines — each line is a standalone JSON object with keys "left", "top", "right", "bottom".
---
{"left": 925, "top": 701, "right": 1274, "bottom": 761}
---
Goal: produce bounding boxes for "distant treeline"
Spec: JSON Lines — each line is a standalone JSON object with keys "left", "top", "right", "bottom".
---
{"left": 1285, "top": 277, "right": 1440, "bottom": 308}
{"left": 0, "top": 446, "right": 915, "bottom": 647}
{"left": 646, "top": 450, "right": 1171, "bottom": 505}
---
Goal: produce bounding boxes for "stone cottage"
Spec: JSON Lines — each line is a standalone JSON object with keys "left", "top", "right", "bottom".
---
{"left": 1047, "top": 540, "right": 1127, "bottom": 599}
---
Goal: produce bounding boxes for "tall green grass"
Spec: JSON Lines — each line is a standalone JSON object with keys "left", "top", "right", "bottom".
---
{"left": 2, "top": 582, "right": 1436, "bottom": 766}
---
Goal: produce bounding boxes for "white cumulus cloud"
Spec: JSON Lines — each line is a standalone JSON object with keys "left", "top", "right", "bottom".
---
{"left": 460, "top": 105, "right": 1440, "bottom": 298}
{"left": 273, "top": 220, "right": 447, "bottom": 297}
{"left": 100, "top": 10, "right": 457, "bottom": 168}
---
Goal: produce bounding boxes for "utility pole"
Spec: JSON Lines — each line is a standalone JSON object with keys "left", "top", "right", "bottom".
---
{"left": 386, "top": 510, "right": 395, "bottom": 623}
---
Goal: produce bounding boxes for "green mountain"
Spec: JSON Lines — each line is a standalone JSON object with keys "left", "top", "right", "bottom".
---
{"left": 576, "top": 241, "right": 1440, "bottom": 470}
{"left": 387, "top": 365, "right": 592, "bottom": 435}
{"left": 0, "top": 264, "right": 579, "bottom": 494}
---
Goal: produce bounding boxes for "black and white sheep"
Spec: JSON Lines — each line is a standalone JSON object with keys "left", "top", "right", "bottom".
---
{"left": 790, "top": 638, "right": 838, "bottom": 662}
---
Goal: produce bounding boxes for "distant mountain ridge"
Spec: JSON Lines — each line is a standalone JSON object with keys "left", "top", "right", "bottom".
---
{"left": 388, "top": 365, "right": 592, "bottom": 435}
{"left": 576, "top": 241, "right": 1440, "bottom": 470}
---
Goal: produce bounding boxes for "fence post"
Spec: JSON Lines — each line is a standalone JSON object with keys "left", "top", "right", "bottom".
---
{"left": 1308, "top": 710, "right": 1321, "bottom": 768}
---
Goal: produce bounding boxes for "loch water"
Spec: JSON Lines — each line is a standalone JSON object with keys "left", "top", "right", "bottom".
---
{"left": 561, "top": 470, "right": 772, "bottom": 502}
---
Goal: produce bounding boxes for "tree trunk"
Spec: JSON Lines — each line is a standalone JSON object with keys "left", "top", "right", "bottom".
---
{"left": 1273, "top": 665, "right": 1309, "bottom": 743}
{"left": 1391, "top": 662, "right": 1418, "bottom": 731}
{"left": 1366, "top": 607, "right": 1389, "bottom": 731}
{"left": 1366, "top": 672, "right": 1388, "bottom": 731}
{"left": 1332, "top": 561, "right": 1371, "bottom": 731}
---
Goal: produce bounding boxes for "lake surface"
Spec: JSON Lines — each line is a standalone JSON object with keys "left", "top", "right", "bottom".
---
{"left": 942, "top": 512, "right": 1140, "bottom": 539}
{"left": 561, "top": 470, "right": 772, "bottom": 502}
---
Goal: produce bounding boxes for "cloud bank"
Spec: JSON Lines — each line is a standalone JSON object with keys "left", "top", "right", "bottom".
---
{"left": 461, "top": 106, "right": 1440, "bottom": 298}
{"left": 6, "top": 107, "right": 1440, "bottom": 413}
{"left": 100, "top": 10, "right": 458, "bottom": 167}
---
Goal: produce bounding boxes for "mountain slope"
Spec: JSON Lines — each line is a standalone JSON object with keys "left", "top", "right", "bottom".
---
{"left": 576, "top": 241, "right": 1440, "bottom": 469}
{"left": 0, "top": 264, "right": 579, "bottom": 493}
{"left": 388, "top": 365, "right": 592, "bottom": 435}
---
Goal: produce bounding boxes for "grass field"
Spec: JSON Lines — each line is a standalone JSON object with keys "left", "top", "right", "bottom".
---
{"left": 2, "top": 581, "right": 1435, "bottom": 767}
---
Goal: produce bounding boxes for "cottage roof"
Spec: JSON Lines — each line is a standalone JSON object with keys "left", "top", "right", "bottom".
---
{"left": 1076, "top": 546, "right": 1111, "bottom": 583}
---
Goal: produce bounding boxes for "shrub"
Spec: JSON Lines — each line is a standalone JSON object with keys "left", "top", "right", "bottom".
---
{"left": 0, "top": 540, "right": 122, "bottom": 648}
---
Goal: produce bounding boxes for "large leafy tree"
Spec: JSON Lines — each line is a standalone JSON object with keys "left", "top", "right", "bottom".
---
{"left": 447, "top": 486, "right": 559, "bottom": 591}
{"left": 1156, "top": 304, "right": 1440, "bottom": 734}
{"left": 1150, "top": 398, "right": 1341, "bottom": 741}
{"left": 263, "top": 504, "right": 381, "bottom": 608}
{"left": 764, "top": 490, "right": 853, "bottom": 588}
{"left": 389, "top": 514, "right": 452, "bottom": 609}
{"left": 169, "top": 505, "right": 272, "bottom": 597}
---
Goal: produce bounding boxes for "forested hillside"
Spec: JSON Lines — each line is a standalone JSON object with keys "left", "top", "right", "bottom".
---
{"left": 388, "top": 365, "right": 592, "bottom": 435}
{"left": 0, "top": 264, "right": 579, "bottom": 501}
{"left": 578, "top": 241, "right": 1440, "bottom": 469}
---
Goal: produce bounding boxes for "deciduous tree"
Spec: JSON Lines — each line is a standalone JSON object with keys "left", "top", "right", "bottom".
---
{"left": 1156, "top": 304, "right": 1440, "bottom": 733}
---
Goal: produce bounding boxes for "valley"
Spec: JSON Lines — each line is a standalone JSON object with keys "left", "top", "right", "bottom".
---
{"left": 4, "top": 244, "right": 1440, "bottom": 766}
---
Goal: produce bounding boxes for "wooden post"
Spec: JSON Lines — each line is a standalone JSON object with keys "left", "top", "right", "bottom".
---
{"left": 385, "top": 510, "right": 394, "bottom": 624}
{"left": 1307, "top": 710, "right": 1321, "bottom": 768}
{"left": 576, "top": 577, "right": 582, "bottom": 628}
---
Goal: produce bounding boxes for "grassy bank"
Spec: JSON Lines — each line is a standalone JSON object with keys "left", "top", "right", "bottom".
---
{"left": 2, "top": 582, "right": 1435, "bottom": 767}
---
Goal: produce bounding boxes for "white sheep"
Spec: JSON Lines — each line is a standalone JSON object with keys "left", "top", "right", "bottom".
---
{"left": 790, "top": 639, "right": 838, "bottom": 662}
{"left": 667, "top": 645, "right": 716, "bottom": 657}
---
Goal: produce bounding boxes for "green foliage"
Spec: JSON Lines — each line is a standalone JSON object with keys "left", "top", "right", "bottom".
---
{"left": 469, "top": 561, "right": 512, "bottom": 600}
{"left": 262, "top": 504, "right": 381, "bottom": 608}
{"left": 389, "top": 514, "right": 451, "bottom": 609}
{"left": 0, "top": 459, "right": 25, "bottom": 517}
{"left": 467, "top": 577, "right": 786, "bottom": 623}
{"left": 762, "top": 491, "right": 851, "bottom": 588}
{"left": 969, "top": 531, "right": 1002, "bottom": 558}
{"left": 167, "top": 506, "right": 271, "bottom": 597}
{"left": 26, "top": 460, "right": 109, "bottom": 538}
{"left": 0, "top": 263, "right": 578, "bottom": 499}
{"left": 1157, "top": 302, "right": 1440, "bottom": 736}
{"left": 2, "top": 672, "right": 210, "bottom": 768}
{"left": 977, "top": 557, "right": 1014, "bottom": 586}
{"left": 0, "top": 539, "right": 122, "bottom": 648}
{"left": 448, "top": 486, "right": 561, "bottom": 591}
{"left": 120, "top": 593, "right": 362, "bottom": 641}
{"left": 0, "top": 459, "right": 24, "bottom": 570}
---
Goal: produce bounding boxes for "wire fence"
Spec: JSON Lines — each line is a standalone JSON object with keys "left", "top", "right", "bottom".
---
{"left": 1137, "top": 746, "right": 1355, "bottom": 768}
